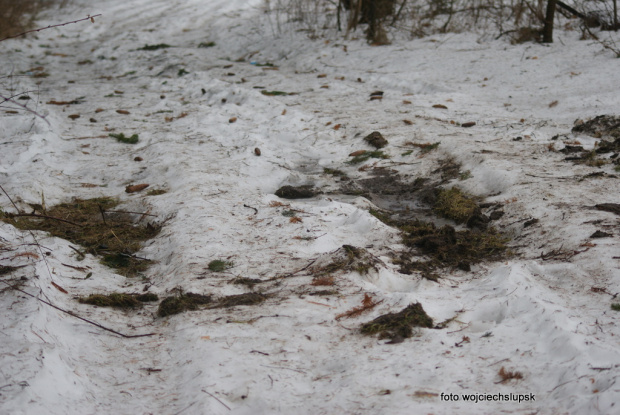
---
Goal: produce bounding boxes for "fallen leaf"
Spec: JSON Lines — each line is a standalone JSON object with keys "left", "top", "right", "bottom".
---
{"left": 229, "top": 116, "right": 237, "bottom": 123}
{"left": 51, "top": 281, "right": 68, "bottom": 294}
{"left": 125, "top": 184, "right": 150, "bottom": 193}
{"left": 290, "top": 217, "right": 303, "bottom": 223}
{"left": 349, "top": 150, "right": 366, "bottom": 157}
{"left": 403, "top": 119, "right": 413, "bottom": 125}
{"left": 317, "top": 74, "right": 327, "bottom": 78}
{"left": 461, "top": 121, "right": 476, "bottom": 128}
{"left": 116, "top": 109, "right": 130, "bottom": 115}
{"left": 432, "top": 104, "right": 447, "bottom": 109}
{"left": 320, "top": 85, "right": 329, "bottom": 89}
{"left": 134, "top": 157, "right": 143, "bottom": 161}
{"left": 402, "top": 100, "right": 412, "bottom": 104}
{"left": 333, "top": 124, "right": 341, "bottom": 130}
{"left": 95, "top": 108, "right": 104, "bottom": 113}
{"left": 281, "top": 109, "right": 287, "bottom": 115}
{"left": 254, "top": 148, "right": 261, "bottom": 156}
{"left": 549, "top": 100, "right": 558, "bottom": 108}
{"left": 68, "top": 114, "right": 80, "bottom": 120}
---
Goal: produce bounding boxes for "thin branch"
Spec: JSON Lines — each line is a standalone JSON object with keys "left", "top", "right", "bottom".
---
{"left": 0, "top": 184, "right": 20, "bottom": 213}
{"left": 0, "top": 280, "right": 156, "bottom": 338}
{"left": 0, "top": 92, "right": 50, "bottom": 125}
{"left": 0, "top": 14, "right": 102, "bottom": 42}
{"left": 201, "top": 389, "right": 231, "bottom": 411}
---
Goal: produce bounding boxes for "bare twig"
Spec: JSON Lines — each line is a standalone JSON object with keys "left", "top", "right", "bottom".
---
{"left": 0, "top": 14, "right": 102, "bottom": 42}
{"left": 0, "top": 184, "right": 21, "bottom": 213}
{"left": 0, "top": 280, "right": 156, "bottom": 338}
{"left": 0, "top": 92, "right": 50, "bottom": 125}
{"left": 201, "top": 389, "right": 231, "bottom": 411}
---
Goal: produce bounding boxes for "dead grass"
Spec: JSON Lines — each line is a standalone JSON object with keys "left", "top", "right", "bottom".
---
{"left": 157, "top": 292, "right": 213, "bottom": 317}
{"left": 360, "top": 303, "right": 433, "bottom": 340}
{"left": 79, "top": 292, "right": 158, "bottom": 309}
{"left": 3, "top": 197, "right": 161, "bottom": 276}
{"left": 433, "top": 187, "right": 479, "bottom": 224}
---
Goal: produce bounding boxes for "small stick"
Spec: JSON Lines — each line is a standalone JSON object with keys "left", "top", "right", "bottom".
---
{"left": 98, "top": 205, "right": 107, "bottom": 225}
{"left": 0, "top": 280, "right": 156, "bottom": 338}
{"left": 0, "top": 184, "right": 20, "bottom": 213}
{"left": 0, "top": 14, "right": 103, "bottom": 42}
{"left": 201, "top": 389, "right": 231, "bottom": 411}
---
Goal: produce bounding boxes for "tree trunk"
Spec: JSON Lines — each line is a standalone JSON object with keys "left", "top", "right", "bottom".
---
{"left": 542, "top": 0, "right": 557, "bottom": 43}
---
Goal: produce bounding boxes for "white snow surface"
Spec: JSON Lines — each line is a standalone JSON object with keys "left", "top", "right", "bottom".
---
{"left": 1, "top": 1, "right": 620, "bottom": 414}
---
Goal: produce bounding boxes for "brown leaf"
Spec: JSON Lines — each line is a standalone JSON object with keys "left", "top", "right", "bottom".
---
{"left": 461, "top": 121, "right": 476, "bottom": 128}
{"left": 281, "top": 109, "right": 287, "bottom": 115}
{"left": 51, "top": 281, "right": 68, "bottom": 294}
{"left": 317, "top": 74, "right": 327, "bottom": 78}
{"left": 432, "top": 104, "right": 447, "bottom": 109}
{"left": 320, "top": 85, "right": 329, "bottom": 89}
{"left": 95, "top": 108, "right": 104, "bottom": 113}
{"left": 289, "top": 217, "right": 303, "bottom": 223}
{"left": 549, "top": 100, "right": 558, "bottom": 108}
{"left": 402, "top": 100, "right": 412, "bottom": 105}
{"left": 403, "top": 119, "right": 413, "bottom": 125}
{"left": 254, "top": 148, "right": 261, "bottom": 156}
{"left": 349, "top": 150, "right": 366, "bottom": 157}
{"left": 125, "top": 184, "right": 150, "bottom": 193}
{"left": 68, "top": 114, "right": 80, "bottom": 120}
{"left": 114, "top": 90, "right": 124, "bottom": 94}
{"left": 229, "top": 117, "right": 237, "bottom": 123}
{"left": 116, "top": 109, "right": 130, "bottom": 115}
{"left": 333, "top": 124, "right": 341, "bottom": 130}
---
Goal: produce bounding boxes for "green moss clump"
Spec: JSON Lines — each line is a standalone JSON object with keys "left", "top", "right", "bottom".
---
{"left": 198, "top": 41, "right": 216, "bottom": 48}
{"left": 433, "top": 187, "right": 478, "bottom": 224}
{"left": 323, "top": 168, "right": 347, "bottom": 177}
{"left": 109, "top": 133, "right": 139, "bottom": 144}
{"left": 347, "top": 150, "right": 389, "bottom": 165}
{"left": 2, "top": 197, "right": 160, "bottom": 277}
{"left": 360, "top": 303, "right": 433, "bottom": 340}
{"left": 216, "top": 293, "right": 267, "bottom": 308}
{"left": 146, "top": 189, "right": 167, "bottom": 196}
{"left": 138, "top": 44, "right": 171, "bottom": 51}
{"left": 208, "top": 259, "right": 234, "bottom": 272}
{"left": 157, "top": 292, "right": 212, "bottom": 317}
{"left": 79, "top": 293, "right": 142, "bottom": 309}
{"left": 612, "top": 303, "right": 620, "bottom": 311}
{"left": 261, "top": 90, "right": 288, "bottom": 96}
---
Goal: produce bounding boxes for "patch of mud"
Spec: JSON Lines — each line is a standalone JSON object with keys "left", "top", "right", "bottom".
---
{"left": 337, "top": 162, "right": 509, "bottom": 276}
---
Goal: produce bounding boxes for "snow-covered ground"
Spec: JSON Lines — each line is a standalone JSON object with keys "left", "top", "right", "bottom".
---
{"left": 1, "top": 1, "right": 620, "bottom": 414}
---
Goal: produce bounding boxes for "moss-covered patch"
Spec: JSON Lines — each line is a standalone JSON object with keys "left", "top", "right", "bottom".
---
{"left": 433, "top": 187, "right": 479, "bottom": 224}
{"left": 400, "top": 222, "right": 508, "bottom": 272}
{"left": 261, "top": 90, "right": 288, "bottom": 96}
{"left": 138, "top": 44, "right": 172, "bottom": 51}
{"left": 323, "top": 167, "right": 347, "bottom": 177}
{"left": 612, "top": 303, "right": 620, "bottom": 311}
{"left": 208, "top": 259, "right": 234, "bottom": 272}
{"left": 0, "top": 265, "right": 19, "bottom": 276}
{"left": 231, "top": 277, "right": 263, "bottom": 288}
{"left": 310, "top": 245, "right": 381, "bottom": 278}
{"left": 146, "top": 189, "right": 167, "bottom": 196}
{"left": 109, "top": 133, "right": 139, "bottom": 144}
{"left": 3, "top": 197, "right": 160, "bottom": 277}
{"left": 360, "top": 303, "right": 433, "bottom": 340}
{"left": 347, "top": 150, "right": 389, "bottom": 165}
{"left": 79, "top": 293, "right": 142, "bottom": 309}
{"left": 215, "top": 293, "right": 267, "bottom": 308}
{"left": 157, "top": 292, "right": 212, "bottom": 317}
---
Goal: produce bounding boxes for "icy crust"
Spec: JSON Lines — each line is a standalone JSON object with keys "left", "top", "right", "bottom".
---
{"left": 1, "top": 0, "right": 620, "bottom": 414}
